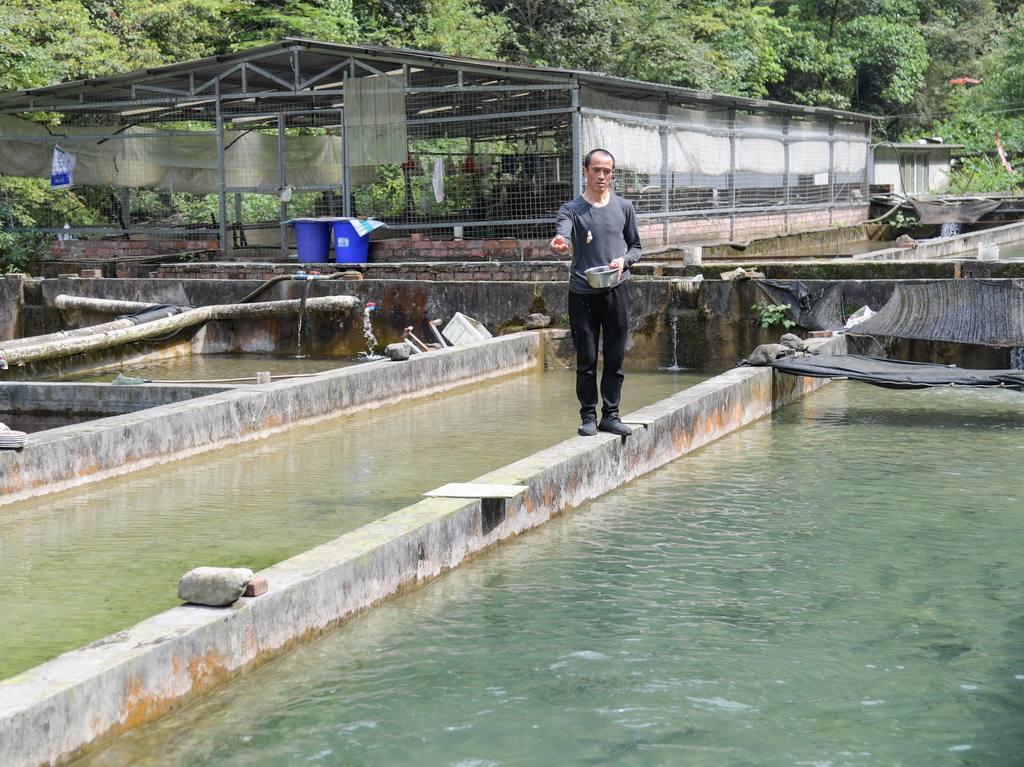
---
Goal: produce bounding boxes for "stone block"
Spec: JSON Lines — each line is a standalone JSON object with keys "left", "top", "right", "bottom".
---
{"left": 177, "top": 566, "right": 254, "bottom": 607}
{"left": 385, "top": 342, "right": 411, "bottom": 361}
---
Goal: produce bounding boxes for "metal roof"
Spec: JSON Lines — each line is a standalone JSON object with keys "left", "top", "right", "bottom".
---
{"left": 0, "top": 37, "right": 873, "bottom": 123}
{"left": 873, "top": 142, "right": 965, "bottom": 149}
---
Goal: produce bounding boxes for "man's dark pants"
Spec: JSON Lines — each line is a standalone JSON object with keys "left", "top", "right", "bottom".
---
{"left": 568, "top": 281, "right": 632, "bottom": 422}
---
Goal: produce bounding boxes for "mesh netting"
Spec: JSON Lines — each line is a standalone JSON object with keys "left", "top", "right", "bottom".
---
{"left": 908, "top": 198, "right": 1003, "bottom": 224}
{"left": 851, "top": 280, "right": 1024, "bottom": 347}
{"left": 771, "top": 354, "right": 1024, "bottom": 390}
{"left": 0, "top": 41, "right": 871, "bottom": 250}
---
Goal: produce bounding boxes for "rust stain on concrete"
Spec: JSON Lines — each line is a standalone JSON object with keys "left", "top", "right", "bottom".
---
{"left": 115, "top": 648, "right": 233, "bottom": 736}
{"left": 117, "top": 675, "right": 164, "bottom": 734}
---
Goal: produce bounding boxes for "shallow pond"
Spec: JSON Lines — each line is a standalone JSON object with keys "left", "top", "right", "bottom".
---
{"left": 0, "top": 368, "right": 702, "bottom": 680}
{"left": 74, "top": 380, "right": 1024, "bottom": 767}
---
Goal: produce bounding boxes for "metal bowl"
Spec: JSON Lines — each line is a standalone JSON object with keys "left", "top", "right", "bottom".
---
{"left": 585, "top": 265, "right": 620, "bottom": 289}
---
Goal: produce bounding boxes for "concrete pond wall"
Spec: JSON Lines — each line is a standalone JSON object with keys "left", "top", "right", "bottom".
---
{"left": 0, "top": 332, "right": 845, "bottom": 767}
{"left": 7, "top": 247, "right": 1024, "bottom": 381}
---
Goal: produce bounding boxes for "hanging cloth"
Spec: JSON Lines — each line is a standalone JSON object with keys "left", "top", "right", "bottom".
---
{"left": 51, "top": 145, "right": 76, "bottom": 189}
{"left": 432, "top": 157, "right": 445, "bottom": 203}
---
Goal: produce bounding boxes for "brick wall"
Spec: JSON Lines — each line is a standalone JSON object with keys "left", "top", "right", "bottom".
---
{"left": 50, "top": 238, "right": 219, "bottom": 260}
{"left": 371, "top": 237, "right": 555, "bottom": 263}
{"left": 640, "top": 208, "right": 865, "bottom": 247}
{"left": 144, "top": 261, "right": 573, "bottom": 282}
{"left": 369, "top": 207, "right": 868, "bottom": 261}
{"left": 64, "top": 207, "right": 869, "bottom": 278}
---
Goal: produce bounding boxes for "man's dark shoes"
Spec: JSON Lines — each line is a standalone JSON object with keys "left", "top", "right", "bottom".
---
{"left": 577, "top": 418, "right": 598, "bottom": 437}
{"left": 598, "top": 415, "right": 632, "bottom": 436}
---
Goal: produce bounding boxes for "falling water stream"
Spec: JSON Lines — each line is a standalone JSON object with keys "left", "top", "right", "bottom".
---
{"left": 360, "top": 302, "right": 384, "bottom": 359}
{"left": 1011, "top": 347, "right": 1024, "bottom": 370}
{"left": 294, "top": 277, "right": 312, "bottom": 358}
{"left": 661, "top": 311, "right": 683, "bottom": 371}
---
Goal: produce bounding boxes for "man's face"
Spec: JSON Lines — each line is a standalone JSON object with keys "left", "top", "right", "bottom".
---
{"left": 584, "top": 153, "right": 614, "bottom": 194}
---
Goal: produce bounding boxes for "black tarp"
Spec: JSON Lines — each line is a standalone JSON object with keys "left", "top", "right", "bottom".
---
{"left": 850, "top": 279, "right": 1024, "bottom": 347}
{"left": 770, "top": 354, "right": 1024, "bottom": 390}
{"left": 756, "top": 280, "right": 846, "bottom": 331}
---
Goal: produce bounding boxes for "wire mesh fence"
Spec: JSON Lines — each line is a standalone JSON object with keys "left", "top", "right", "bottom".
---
{"left": 0, "top": 42, "right": 870, "bottom": 257}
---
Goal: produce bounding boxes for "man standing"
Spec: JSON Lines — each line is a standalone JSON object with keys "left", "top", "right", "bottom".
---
{"left": 550, "top": 148, "right": 642, "bottom": 437}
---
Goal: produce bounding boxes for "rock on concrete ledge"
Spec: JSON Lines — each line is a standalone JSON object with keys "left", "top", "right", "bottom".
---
{"left": 178, "top": 567, "right": 254, "bottom": 606}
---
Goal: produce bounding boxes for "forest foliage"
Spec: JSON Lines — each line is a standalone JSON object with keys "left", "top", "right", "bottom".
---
{"left": 1, "top": 0, "right": 1022, "bottom": 171}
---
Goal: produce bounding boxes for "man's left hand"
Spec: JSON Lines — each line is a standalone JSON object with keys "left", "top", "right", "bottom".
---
{"left": 610, "top": 257, "right": 626, "bottom": 279}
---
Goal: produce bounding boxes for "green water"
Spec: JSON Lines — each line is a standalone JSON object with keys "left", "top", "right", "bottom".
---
{"left": 77, "top": 381, "right": 1024, "bottom": 766}
{"left": 0, "top": 368, "right": 699, "bottom": 681}
{"left": 994, "top": 239, "right": 1024, "bottom": 260}
{"left": 61, "top": 352, "right": 365, "bottom": 383}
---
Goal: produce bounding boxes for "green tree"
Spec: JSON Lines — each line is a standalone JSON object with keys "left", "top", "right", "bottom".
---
{"left": 0, "top": 1, "right": 126, "bottom": 89}
{"left": 480, "top": 0, "right": 619, "bottom": 70}
{"left": 673, "top": 2, "right": 791, "bottom": 98}
{"left": 767, "top": 0, "right": 930, "bottom": 113}
{"left": 408, "top": 0, "right": 509, "bottom": 58}
{"left": 110, "top": 0, "right": 237, "bottom": 63}
{"left": 927, "top": 4, "right": 1024, "bottom": 160}
{"left": 894, "top": 0, "right": 997, "bottom": 137}
{"left": 0, "top": 0, "right": 237, "bottom": 90}
{"left": 223, "top": 0, "right": 359, "bottom": 49}
{"left": 995, "top": 6, "right": 1024, "bottom": 107}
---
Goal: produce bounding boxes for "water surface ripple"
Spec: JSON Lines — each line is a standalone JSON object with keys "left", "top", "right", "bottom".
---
{"left": 76, "top": 382, "right": 1024, "bottom": 766}
{"left": 0, "top": 368, "right": 697, "bottom": 680}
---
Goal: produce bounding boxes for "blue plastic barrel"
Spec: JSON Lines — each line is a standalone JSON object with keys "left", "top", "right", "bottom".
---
{"left": 333, "top": 219, "right": 371, "bottom": 264}
{"left": 292, "top": 220, "right": 332, "bottom": 263}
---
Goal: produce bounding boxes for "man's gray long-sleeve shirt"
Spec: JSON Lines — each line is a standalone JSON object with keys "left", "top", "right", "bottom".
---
{"left": 555, "top": 194, "right": 642, "bottom": 294}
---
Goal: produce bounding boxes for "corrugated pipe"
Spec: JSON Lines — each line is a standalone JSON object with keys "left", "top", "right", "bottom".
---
{"left": 237, "top": 271, "right": 350, "bottom": 304}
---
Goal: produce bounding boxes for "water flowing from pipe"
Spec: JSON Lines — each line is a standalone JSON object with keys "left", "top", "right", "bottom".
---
{"left": 360, "top": 302, "right": 384, "bottom": 359}
{"left": 294, "top": 280, "right": 311, "bottom": 359}
{"left": 660, "top": 287, "right": 688, "bottom": 371}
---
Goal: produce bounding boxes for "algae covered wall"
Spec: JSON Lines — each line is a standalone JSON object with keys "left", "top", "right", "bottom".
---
{"left": 19, "top": 275, "right": 739, "bottom": 371}
{"left": 9, "top": 256, "right": 1024, "bottom": 375}
{"left": 0, "top": 275, "right": 22, "bottom": 341}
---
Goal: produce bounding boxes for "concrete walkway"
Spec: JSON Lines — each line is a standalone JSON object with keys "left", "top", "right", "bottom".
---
{"left": 852, "top": 218, "right": 1024, "bottom": 262}
{"left": 0, "top": 334, "right": 843, "bottom": 767}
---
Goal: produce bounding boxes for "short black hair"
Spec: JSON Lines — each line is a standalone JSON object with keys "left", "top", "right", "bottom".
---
{"left": 583, "top": 149, "right": 615, "bottom": 169}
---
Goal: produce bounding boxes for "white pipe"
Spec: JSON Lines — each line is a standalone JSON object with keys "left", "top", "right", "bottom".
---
{"left": 0, "top": 295, "right": 360, "bottom": 367}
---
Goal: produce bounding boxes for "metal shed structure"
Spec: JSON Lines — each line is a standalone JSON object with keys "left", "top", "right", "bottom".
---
{"left": 870, "top": 141, "right": 962, "bottom": 197}
{"left": 0, "top": 38, "right": 873, "bottom": 257}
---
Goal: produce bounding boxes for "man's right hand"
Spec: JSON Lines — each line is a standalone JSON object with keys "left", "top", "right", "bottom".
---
{"left": 550, "top": 234, "right": 570, "bottom": 253}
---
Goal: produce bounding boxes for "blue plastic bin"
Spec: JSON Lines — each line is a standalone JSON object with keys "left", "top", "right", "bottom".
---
{"left": 333, "top": 219, "right": 371, "bottom": 264}
{"left": 292, "top": 219, "right": 332, "bottom": 263}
